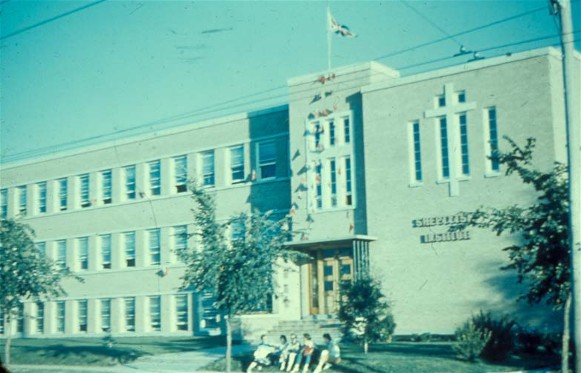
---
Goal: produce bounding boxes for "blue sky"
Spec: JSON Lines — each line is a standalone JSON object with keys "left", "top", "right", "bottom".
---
{"left": 1, "top": 0, "right": 579, "bottom": 163}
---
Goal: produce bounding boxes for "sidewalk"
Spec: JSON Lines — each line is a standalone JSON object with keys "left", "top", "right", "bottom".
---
{"left": 9, "top": 344, "right": 254, "bottom": 373}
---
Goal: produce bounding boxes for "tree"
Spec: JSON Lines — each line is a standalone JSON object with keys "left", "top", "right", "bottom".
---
{"left": 337, "top": 276, "right": 396, "bottom": 353}
{"left": 177, "top": 183, "right": 306, "bottom": 373}
{"left": 0, "top": 219, "right": 72, "bottom": 367}
{"left": 452, "top": 137, "right": 571, "bottom": 370}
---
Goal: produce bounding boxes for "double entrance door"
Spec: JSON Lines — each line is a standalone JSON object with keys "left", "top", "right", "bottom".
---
{"left": 308, "top": 248, "right": 353, "bottom": 315}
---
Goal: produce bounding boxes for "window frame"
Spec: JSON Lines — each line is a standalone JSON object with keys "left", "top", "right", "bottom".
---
{"left": 257, "top": 141, "right": 277, "bottom": 180}
{"left": 148, "top": 160, "right": 161, "bottom": 196}
{"left": 101, "top": 169, "right": 113, "bottom": 204}
{"left": 201, "top": 151, "right": 215, "bottom": 187}
{"left": 173, "top": 155, "right": 188, "bottom": 193}
{"left": 100, "top": 234, "right": 112, "bottom": 270}
{"left": 79, "top": 174, "right": 91, "bottom": 208}
{"left": 230, "top": 145, "right": 245, "bottom": 184}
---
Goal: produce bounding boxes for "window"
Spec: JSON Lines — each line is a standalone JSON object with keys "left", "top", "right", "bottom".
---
{"left": 437, "top": 95, "right": 446, "bottom": 107}
{"left": 343, "top": 117, "right": 351, "bottom": 144}
{"left": 58, "top": 178, "right": 68, "bottom": 211}
{"left": 148, "top": 160, "right": 161, "bottom": 196}
{"left": 459, "top": 113, "right": 470, "bottom": 176}
{"left": 125, "top": 297, "right": 135, "bottom": 332}
{"left": 148, "top": 229, "right": 161, "bottom": 265}
{"left": 410, "top": 121, "right": 423, "bottom": 183}
{"left": 439, "top": 117, "right": 450, "bottom": 179}
{"left": 56, "top": 301, "right": 65, "bottom": 333}
{"left": 78, "top": 237, "right": 89, "bottom": 270}
{"left": 175, "top": 294, "right": 188, "bottom": 331}
{"left": 17, "top": 185, "right": 27, "bottom": 216}
{"left": 258, "top": 141, "right": 276, "bottom": 180}
{"left": 329, "top": 159, "right": 337, "bottom": 207}
{"left": 79, "top": 174, "right": 90, "bottom": 208}
{"left": 101, "top": 299, "right": 111, "bottom": 332}
{"left": 457, "top": 91, "right": 466, "bottom": 103}
{"left": 101, "top": 170, "right": 112, "bottom": 204}
{"left": 78, "top": 300, "right": 88, "bottom": 332}
{"left": 0, "top": 308, "right": 3, "bottom": 334}
{"left": 37, "top": 182, "right": 47, "bottom": 213}
{"left": 315, "top": 162, "right": 323, "bottom": 209}
{"left": 202, "top": 151, "right": 215, "bottom": 187}
{"left": 56, "top": 240, "right": 67, "bottom": 270}
{"left": 36, "top": 303, "right": 44, "bottom": 334}
{"left": 173, "top": 225, "right": 187, "bottom": 256}
{"left": 150, "top": 296, "right": 161, "bottom": 331}
{"left": 313, "top": 121, "right": 323, "bottom": 151}
{"left": 486, "top": 107, "right": 500, "bottom": 173}
{"left": 101, "top": 234, "right": 111, "bottom": 270}
{"left": 1, "top": 189, "right": 7, "bottom": 218}
{"left": 16, "top": 304, "right": 24, "bottom": 333}
{"left": 36, "top": 242, "right": 46, "bottom": 257}
{"left": 230, "top": 146, "right": 245, "bottom": 183}
{"left": 124, "top": 165, "right": 136, "bottom": 200}
{"left": 124, "top": 231, "right": 136, "bottom": 267}
{"left": 345, "top": 157, "right": 352, "bottom": 206}
{"left": 328, "top": 120, "right": 336, "bottom": 146}
{"left": 230, "top": 219, "right": 245, "bottom": 243}
{"left": 174, "top": 155, "right": 188, "bottom": 193}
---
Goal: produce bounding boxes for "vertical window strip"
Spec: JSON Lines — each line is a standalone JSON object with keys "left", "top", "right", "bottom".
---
{"left": 202, "top": 151, "right": 215, "bottom": 186}
{"left": 37, "top": 182, "right": 47, "bottom": 213}
{"left": 174, "top": 155, "right": 188, "bottom": 193}
{"left": 230, "top": 146, "right": 245, "bottom": 183}
{"left": 174, "top": 226, "right": 187, "bottom": 254}
{"left": 78, "top": 300, "right": 88, "bottom": 332}
{"left": 343, "top": 117, "right": 351, "bottom": 144}
{"left": 315, "top": 162, "right": 323, "bottom": 209}
{"left": 150, "top": 296, "right": 161, "bottom": 331}
{"left": 125, "top": 297, "right": 135, "bottom": 332}
{"left": 459, "top": 113, "right": 470, "bottom": 176}
{"left": 18, "top": 185, "right": 27, "bottom": 215}
{"left": 149, "top": 229, "right": 161, "bottom": 265}
{"left": 488, "top": 108, "right": 500, "bottom": 172}
{"left": 101, "top": 170, "right": 112, "bottom": 204}
{"left": 1, "top": 189, "right": 8, "bottom": 218}
{"left": 176, "top": 294, "right": 188, "bottom": 331}
{"left": 412, "top": 121, "right": 423, "bottom": 182}
{"left": 329, "top": 120, "right": 336, "bottom": 146}
{"left": 330, "top": 159, "right": 337, "bottom": 207}
{"left": 59, "top": 178, "right": 68, "bottom": 210}
{"left": 439, "top": 117, "right": 450, "bottom": 179}
{"left": 345, "top": 157, "right": 352, "bottom": 206}
{"left": 125, "top": 166, "right": 136, "bottom": 200}
{"left": 258, "top": 141, "right": 277, "bottom": 179}
{"left": 80, "top": 174, "right": 90, "bottom": 208}
{"left": 149, "top": 160, "right": 161, "bottom": 196}
{"left": 56, "top": 301, "right": 65, "bottom": 333}
{"left": 78, "top": 237, "right": 89, "bottom": 270}
{"left": 101, "top": 299, "right": 111, "bottom": 332}
{"left": 57, "top": 240, "right": 67, "bottom": 269}
{"left": 101, "top": 235, "right": 111, "bottom": 269}
{"left": 125, "top": 232, "right": 136, "bottom": 267}
{"left": 36, "top": 303, "right": 44, "bottom": 334}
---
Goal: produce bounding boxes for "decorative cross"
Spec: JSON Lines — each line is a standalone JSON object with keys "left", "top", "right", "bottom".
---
{"left": 424, "top": 83, "right": 476, "bottom": 197}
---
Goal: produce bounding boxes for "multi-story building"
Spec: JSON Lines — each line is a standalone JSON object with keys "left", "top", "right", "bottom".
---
{"left": 0, "top": 47, "right": 577, "bottom": 338}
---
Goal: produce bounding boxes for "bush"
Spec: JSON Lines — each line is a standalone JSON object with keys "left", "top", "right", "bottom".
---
{"left": 453, "top": 321, "right": 491, "bottom": 362}
{"left": 541, "top": 331, "right": 562, "bottom": 355}
{"left": 515, "top": 326, "right": 543, "bottom": 354}
{"left": 471, "top": 311, "right": 516, "bottom": 362}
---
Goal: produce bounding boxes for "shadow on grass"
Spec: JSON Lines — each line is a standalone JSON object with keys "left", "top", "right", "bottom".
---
{"left": 37, "top": 344, "right": 148, "bottom": 365}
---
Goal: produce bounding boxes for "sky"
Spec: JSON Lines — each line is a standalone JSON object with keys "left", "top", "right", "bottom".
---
{"left": 1, "top": 0, "right": 579, "bottom": 164}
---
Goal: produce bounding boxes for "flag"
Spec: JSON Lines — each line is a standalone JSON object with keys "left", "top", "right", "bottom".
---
{"left": 327, "top": 8, "right": 357, "bottom": 38}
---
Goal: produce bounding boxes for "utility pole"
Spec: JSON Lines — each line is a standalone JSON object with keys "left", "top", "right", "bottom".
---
{"left": 551, "top": 0, "right": 581, "bottom": 372}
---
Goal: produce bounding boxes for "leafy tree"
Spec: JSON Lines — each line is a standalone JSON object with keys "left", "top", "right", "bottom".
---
{"left": 452, "top": 137, "right": 570, "bottom": 369}
{"left": 0, "top": 219, "right": 72, "bottom": 367}
{"left": 338, "top": 276, "right": 396, "bottom": 353}
{"left": 177, "top": 183, "right": 305, "bottom": 372}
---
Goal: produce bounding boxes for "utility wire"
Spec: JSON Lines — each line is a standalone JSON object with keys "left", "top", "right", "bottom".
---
{"left": 399, "top": 0, "right": 463, "bottom": 47}
{"left": 0, "top": 0, "right": 107, "bottom": 41}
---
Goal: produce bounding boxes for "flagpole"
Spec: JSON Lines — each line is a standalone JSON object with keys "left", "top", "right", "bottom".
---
{"left": 327, "top": 3, "right": 332, "bottom": 71}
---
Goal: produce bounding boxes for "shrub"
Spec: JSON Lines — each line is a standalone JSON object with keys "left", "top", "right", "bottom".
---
{"left": 453, "top": 321, "right": 491, "bottom": 362}
{"left": 541, "top": 331, "right": 562, "bottom": 355}
{"left": 515, "top": 326, "right": 543, "bottom": 354}
{"left": 471, "top": 311, "right": 516, "bottom": 362}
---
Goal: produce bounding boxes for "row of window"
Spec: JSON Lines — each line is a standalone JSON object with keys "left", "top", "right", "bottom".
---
{"left": 0, "top": 294, "right": 190, "bottom": 335}
{"left": 37, "top": 226, "right": 188, "bottom": 272}
{"left": 311, "top": 116, "right": 351, "bottom": 151}
{"left": 0, "top": 140, "right": 279, "bottom": 219}
{"left": 313, "top": 156, "right": 353, "bottom": 209}
{"left": 409, "top": 107, "right": 499, "bottom": 184}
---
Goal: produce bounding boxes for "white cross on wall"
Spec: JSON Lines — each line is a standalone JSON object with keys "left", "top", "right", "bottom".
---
{"left": 424, "top": 83, "right": 476, "bottom": 197}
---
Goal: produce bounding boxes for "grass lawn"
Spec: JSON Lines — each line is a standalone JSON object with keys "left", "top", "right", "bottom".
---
{"left": 204, "top": 342, "right": 560, "bottom": 373}
{"left": 2, "top": 335, "right": 225, "bottom": 366}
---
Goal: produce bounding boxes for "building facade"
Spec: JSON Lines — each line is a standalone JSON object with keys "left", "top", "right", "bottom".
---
{"left": 0, "top": 47, "right": 577, "bottom": 338}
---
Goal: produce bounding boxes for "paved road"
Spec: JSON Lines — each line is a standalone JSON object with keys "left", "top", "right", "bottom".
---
{"left": 9, "top": 344, "right": 254, "bottom": 373}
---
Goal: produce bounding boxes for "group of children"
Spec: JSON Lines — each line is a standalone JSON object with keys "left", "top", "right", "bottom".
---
{"left": 246, "top": 333, "right": 341, "bottom": 373}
